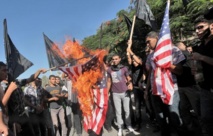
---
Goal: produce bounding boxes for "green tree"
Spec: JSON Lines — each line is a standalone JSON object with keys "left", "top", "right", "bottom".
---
{"left": 41, "top": 75, "right": 48, "bottom": 88}
{"left": 82, "top": 0, "right": 213, "bottom": 54}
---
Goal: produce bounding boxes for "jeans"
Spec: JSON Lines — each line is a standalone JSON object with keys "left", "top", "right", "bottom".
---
{"left": 151, "top": 90, "right": 183, "bottom": 136}
{"left": 104, "top": 97, "right": 114, "bottom": 130}
{"left": 50, "top": 106, "right": 67, "bottom": 136}
{"left": 41, "top": 109, "right": 54, "bottom": 136}
{"left": 200, "top": 89, "right": 213, "bottom": 136}
{"left": 112, "top": 92, "right": 131, "bottom": 129}
{"left": 179, "top": 86, "right": 202, "bottom": 136}
{"left": 130, "top": 87, "right": 143, "bottom": 127}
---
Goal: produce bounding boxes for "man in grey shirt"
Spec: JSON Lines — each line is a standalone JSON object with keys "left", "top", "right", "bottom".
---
{"left": 46, "top": 75, "right": 67, "bottom": 136}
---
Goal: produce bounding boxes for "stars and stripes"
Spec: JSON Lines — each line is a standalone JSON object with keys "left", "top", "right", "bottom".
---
{"left": 59, "top": 65, "right": 82, "bottom": 82}
{"left": 59, "top": 54, "right": 108, "bottom": 135}
{"left": 59, "top": 55, "right": 98, "bottom": 82}
{"left": 151, "top": 0, "right": 175, "bottom": 105}
{"left": 84, "top": 74, "right": 108, "bottom": 135}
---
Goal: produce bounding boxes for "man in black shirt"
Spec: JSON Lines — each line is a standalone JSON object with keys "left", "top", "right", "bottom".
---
{"left": 192, "top": 15, "right": 213, "bottom": 136}
{"left": 127, "top": 40, "right": 143, "bottom": 130}
{"left": 8, "top": 69, "right": 46, "bottom": 136}
{"left": 176, "top": 42, "right": 202, "bottom": 136}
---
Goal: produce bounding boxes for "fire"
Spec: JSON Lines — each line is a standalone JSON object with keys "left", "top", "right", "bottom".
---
{"left": 63, "top": 40, "right": 85, "bottom": 61}
{"left": 74, "top": 50, "right": 107, "bottom": 118}
{"left": 51, "top": 38, "right": 108, "bottom": 121}
{"left": 52, "top": 44, "right": 66, "bottom": 59}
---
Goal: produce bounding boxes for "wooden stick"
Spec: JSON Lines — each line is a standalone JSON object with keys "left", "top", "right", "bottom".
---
{"left": 129, "top": 15, "right": 136, "bottom": 48}
{"left": 46, "top": 55, "right": 92, "bottom": 71}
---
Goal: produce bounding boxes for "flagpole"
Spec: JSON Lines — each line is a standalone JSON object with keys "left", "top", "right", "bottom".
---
{"left": 129, "top": 15, "right": 136, "bottom": 48}
{"left": 46, "top": 54, "right": 92, "bottom": 71}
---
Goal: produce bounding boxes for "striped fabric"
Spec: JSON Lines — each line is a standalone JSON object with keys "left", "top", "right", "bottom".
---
{"left": 59, "top": 65, "right": 82, "bottom": 82}
{"left": 151, "top": 0, "right": 174, "bottom": 105}
{"left": 83, "top": 73, "right": 108, "bottom": 135}
{"left": 59, "top": 55, "right": 108, "bottom": 135}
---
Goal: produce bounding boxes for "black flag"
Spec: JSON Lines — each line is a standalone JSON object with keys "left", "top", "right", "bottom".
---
{"left": 123, "top": 14, "right": 139, "bottom": 39}
{"left": 43, "top": 33, "right": 67, "bottom": 69}
{"left": 123, "top": 14, "right": 132, "bottom": 34}
{"left": 4, "top": 19, "right": 33, "bottom": 82}
{"left": 136, "top": 0, "right": 157, "bottom": 30}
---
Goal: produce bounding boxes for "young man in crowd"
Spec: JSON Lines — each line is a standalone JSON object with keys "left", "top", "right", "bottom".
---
{"left": 107, "top": 54, "right": 134, "bottom": 136}
{"left": 24, "top": 78, "right": 53, "bottom": 136}
{"left": 176, "top": 42, "right": 202, "bottom": 135}
{"left": 192, "top": 14, "right": 213, "bottom": 136}
{"left": 126, "top": 40, "right": 144, "bottom": 131}
{"left": 145, "top": 31, "right": 185, "bottom": 136}
{"left": 0, "top": 61, "right": 46, "bottom": 136}
{"left": 46, "top": 75, "right": 67, "bottom": 136}
{"left": 61, "top": 73, "right": 83, "bottom": 136}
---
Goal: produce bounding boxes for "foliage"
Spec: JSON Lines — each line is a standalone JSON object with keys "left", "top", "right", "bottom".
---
{"left": 82, "top": 0, "right": 213, "bottom": 57}
{"left": 41, "top": 75, "right": 49, "bottom": 88}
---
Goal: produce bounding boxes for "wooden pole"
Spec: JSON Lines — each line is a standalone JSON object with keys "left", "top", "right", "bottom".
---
{"left": 46, "top": 55, "right": 92, "bottom": 71}
{"left": 129, "top": 15, "right": 136, "bottom": 48}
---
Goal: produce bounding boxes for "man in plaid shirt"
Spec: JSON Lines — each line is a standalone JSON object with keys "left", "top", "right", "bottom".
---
{"left": 24, "top": 78, "right": 50, "bottom": 136}
{"left": 24, "top": 79, "right": 43, "bottom": 113}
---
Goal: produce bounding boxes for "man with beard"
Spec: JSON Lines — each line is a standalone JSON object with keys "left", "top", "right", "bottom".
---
{"left": 46, "top": 75, "right": 67, "bottom": 136}
{"left": 107, "top": 54, "right": 134, "bottom": 136}
{"left": 192, "top": 14, "right": 213, "bottom": 136}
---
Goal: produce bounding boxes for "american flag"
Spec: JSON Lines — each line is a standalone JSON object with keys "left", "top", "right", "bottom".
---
{"left": 83, "top": 73, "right": 108, "bottom": 135}
{"left": 152, "top": 0, "right": 174, "bottom": 105}
{"left": 59, "top": 54, "right": 108, "bottom": 135}
{"left": 59, "top": 55, "right": 98, "bottom": 81}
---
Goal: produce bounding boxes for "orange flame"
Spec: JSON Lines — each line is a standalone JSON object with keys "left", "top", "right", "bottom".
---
{"left": 51, "top": 44, "right": 66, "bottom": 59}
{"left": 51, "top": 38, "right": 108, "bottom": 120}
{"left": 73, "top": 50, "right": 107, "bottom": 118}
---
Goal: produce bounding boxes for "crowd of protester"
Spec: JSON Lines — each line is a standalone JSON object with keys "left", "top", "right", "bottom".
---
{"left": 1, "top": 7, "right": 213, "bottom": 136}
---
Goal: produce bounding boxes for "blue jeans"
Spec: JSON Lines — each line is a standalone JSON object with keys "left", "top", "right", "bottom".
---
{"left": 151, "top": 90, "right": 183, "bottom": 136}
{"left": 112, "top": 92, "right": 131, "bottom": 129}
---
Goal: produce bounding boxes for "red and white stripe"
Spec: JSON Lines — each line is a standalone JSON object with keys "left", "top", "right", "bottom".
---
{"left": 91, "top": 88, "right": 108, "bottom": 134}
{"left": 152, "top": 34, "right": 174, "bottom": 105}
{"left": 83, "top": 88, "right": 108, "bottom": 135}
{"left": 59, "top": 65, "right": 82, "bottom": 81}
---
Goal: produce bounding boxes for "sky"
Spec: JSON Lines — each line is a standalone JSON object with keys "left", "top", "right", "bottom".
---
{"left": 0, "top": 0, "right": 130, "bottom": 79}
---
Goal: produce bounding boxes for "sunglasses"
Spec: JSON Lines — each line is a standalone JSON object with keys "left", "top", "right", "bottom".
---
{"left": 195, "top": 25, "right": 207, "bottom": 30}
